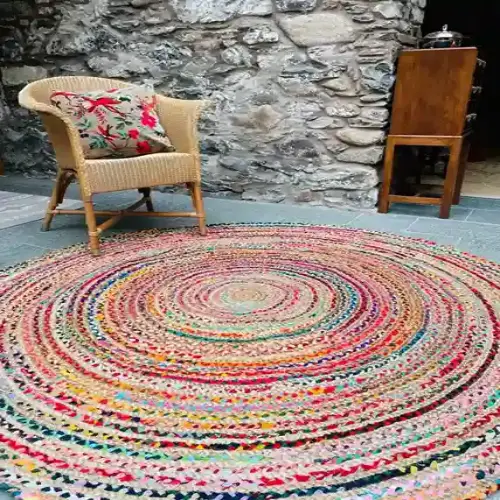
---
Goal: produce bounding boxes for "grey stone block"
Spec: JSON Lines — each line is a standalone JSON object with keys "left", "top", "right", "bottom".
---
{"left": 1, "top": 65, "right": 47, "bottom": 86}
{"left": 337, "top": 146, "right": 384, "bottom": 165}
{"left": 336, "top": 128, "right": 385, "bottom": 146}
{"left": 275, "top": 0, "right": 318, "bottom": 13}
{"left": 278, "top": 12, "right": 357, "bottom": 46}
{"left": 171, "top": 0, "right": 273, "bottom": 22}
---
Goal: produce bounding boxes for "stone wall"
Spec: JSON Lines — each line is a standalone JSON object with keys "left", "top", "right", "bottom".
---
{"left": 0, "top": 0, "right": 425, "bottom": 208}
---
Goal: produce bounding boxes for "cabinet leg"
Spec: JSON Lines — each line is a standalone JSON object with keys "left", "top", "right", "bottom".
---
{"left": 440, "top": 139, "right": 462, "bottom": 219}
{"left": 378, "top": 137, "right": 396, "bottom": 213}
{"left": 453, "top": 140, "right": 470, "bottom": 205}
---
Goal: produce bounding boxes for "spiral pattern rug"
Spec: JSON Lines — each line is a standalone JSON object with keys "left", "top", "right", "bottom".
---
{"left": 0, "top": 225, "right": 499, "bottom": 500}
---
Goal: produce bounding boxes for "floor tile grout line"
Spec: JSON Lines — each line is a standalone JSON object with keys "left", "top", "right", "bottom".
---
{"left": 393, "top": 213, "right": 500, "bottom": 228}
{"left": 464, "top": 209, "right": 474, "bottom": 222}
{"left": 405, "top": 217, "right": 420, "bottom": 232}
{"left": 436, "top": 217, "right": 500, "bottom": 227}
{"left": 21, "top": 242, "right": 55, "bottom": 250}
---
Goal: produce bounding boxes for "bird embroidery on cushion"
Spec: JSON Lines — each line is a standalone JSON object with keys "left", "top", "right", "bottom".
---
{"left": 81, "top": 96, "right": 127, "bottom": 117}
{"left": 51, "top": 91, "right": 127, "bottom": 117}
{"left": 97, "top": 124, "right": 119, "bottom": 144}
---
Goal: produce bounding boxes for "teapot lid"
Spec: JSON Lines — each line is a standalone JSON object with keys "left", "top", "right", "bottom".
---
{"left": 424, "top": 25, "right": 463, "bottom": 40}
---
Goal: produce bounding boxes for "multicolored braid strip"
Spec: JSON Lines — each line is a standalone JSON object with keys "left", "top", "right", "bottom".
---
{"left": 0, "top": 225, "right": 498, "bottom": 500}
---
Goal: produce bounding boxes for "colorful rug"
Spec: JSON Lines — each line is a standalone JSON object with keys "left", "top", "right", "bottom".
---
{"left": 0, "top": 225, "right": 498, "bottom": 500}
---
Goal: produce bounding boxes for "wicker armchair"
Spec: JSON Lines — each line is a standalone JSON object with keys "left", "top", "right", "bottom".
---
{"left": 18, "top": 76, "right": 208, "bottom": 256}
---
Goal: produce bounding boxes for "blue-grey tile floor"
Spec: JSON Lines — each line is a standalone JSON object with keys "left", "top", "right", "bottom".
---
{"left": 0, "top": 175, "right": 499, "bottom": 499}
{"left": 1, "top": 175, "right": 500, "bottom": 268}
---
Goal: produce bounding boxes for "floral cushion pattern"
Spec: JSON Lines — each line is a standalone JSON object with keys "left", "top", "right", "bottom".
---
{"left": 50, "top": 87, "right": 174, "bottom": 159}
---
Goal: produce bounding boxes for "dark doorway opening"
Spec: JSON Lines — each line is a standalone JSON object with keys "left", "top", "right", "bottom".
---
{"left": 421, "top": 1, "right": 500, "bottom": 199}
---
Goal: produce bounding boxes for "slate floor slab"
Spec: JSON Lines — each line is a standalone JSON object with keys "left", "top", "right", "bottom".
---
{"left": 1, "top": 176, "right": 500, "bottom": 268}
{"left": 0, "top": 190, "right": 81, "bottom": 229}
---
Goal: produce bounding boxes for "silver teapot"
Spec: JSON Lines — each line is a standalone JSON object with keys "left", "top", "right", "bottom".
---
{"left": 420, "top": 25, "right": 464, "bottom": 49}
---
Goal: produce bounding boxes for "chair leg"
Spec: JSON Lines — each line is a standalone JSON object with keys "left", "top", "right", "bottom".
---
{"left": 189, "top": 182, "right": 207, "bottom": 236}
{"left": 57, "top": 171, "right": 74, "bottom": 204}
{"left": 42, "top": 170, "right": 65, "bottom": 231}
{"left": 440, "top": 138, "right": 462, "bottom": 219}
{"left": 83, "top": 198, "right": 100, "bottom": 256}
{"left": 378, "top": 136, "right": 396, "bottom": 213}
{"left": 138, "top": 187, "right": 154, "bottom": 212}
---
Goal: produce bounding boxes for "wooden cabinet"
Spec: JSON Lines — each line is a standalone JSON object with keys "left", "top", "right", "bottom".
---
{"left": 379, "top": 47, "right": 485, "bottom": 218}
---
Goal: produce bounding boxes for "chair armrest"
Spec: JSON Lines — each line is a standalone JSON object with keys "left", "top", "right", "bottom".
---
{"left": 156, "top": 95, "right": 209, "bottom": 154}
{"left": 18, "top": 84, "right": 86, "bottom": 169}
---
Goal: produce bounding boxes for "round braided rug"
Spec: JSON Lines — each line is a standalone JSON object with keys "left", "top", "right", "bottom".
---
{"left": 0, "top": 225, "right": 499, "bottom": 500}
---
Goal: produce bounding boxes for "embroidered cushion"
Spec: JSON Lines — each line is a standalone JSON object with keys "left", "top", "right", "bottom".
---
{"left": 50, "top": 87, "right": 174, "bottom": 159}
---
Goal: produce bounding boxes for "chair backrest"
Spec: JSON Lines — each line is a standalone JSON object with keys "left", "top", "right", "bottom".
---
{"left": 23, "top": 76, "right": 135, "bottom": 108}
